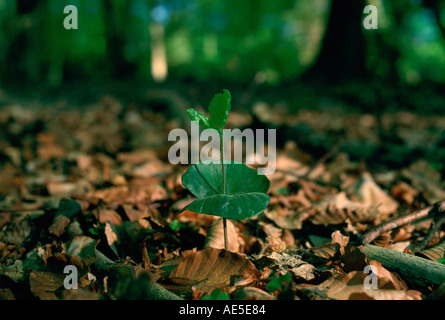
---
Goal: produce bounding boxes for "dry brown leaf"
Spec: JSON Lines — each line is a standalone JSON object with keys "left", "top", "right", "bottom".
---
{"left": 260, "top": 251, "right": 333, "bottom": 282}
{"left": 117, "top": 149, "right": 158, "bottom": 165}
{"left": 94, "top": 208, "right": 122, "bottom": 225}
{"left": 307, "top": 230, "right": 348, "bottom": 262}
{"left": 48, "top": 215, "right": 70, "bottom": 237}
{"left": 308, "top": 242, "right": 339, "bottom": 261}
{"left": 161, "top": 247, "right": 260, "bottom": 295}
{"left": 418, "top": 241, "right": 445, "bottom": 261}
{"left": 120, "top": 204, "right": 149, "bottom": 221}
{"left": 37, "top": 133, "right": 65, "bottom": 160}
{"left": 391, "top": 181, "right": 419, "bottom": 205}
{"left": 46, "top": 181, "right": 78, "bottom": 197}
{"left": 310, "top": 192, "right": 371, "bottom": 225}
{"left": 46, "top": 253, "right": 87, "bottom": 275}
{"left": 204, "top": 218, "right": 241, "bottom": 252}
{"left": 104, "top": 221, "right": 119, "bottom": 256}
{"left": 0, "top": 219, "right": 31, "bottom": 246}
{"left": 264, "top": 205, "right": 313, "bottom": 230}
{"left": 0, "top": 212, "right": 11, "bottom": 230}
{"left": 320, "top": 271, "right": 421, "bottom": 300}
{"left": 29, "top": 271, "right": 64, "bottom": 300}
{"left": 349, "top": 172, "right": 399, "bottom": 221}
{"left": 91, "top": 186, "right": 129, "bottom": 204}
{"left": 367, "top": 260, "right": 408, "bottom": 291}
{"left": 401, "top": 160, "right": 445, "bottom": 204}
{"left": 331, "top": 230, "right": 349, "bottom": 255}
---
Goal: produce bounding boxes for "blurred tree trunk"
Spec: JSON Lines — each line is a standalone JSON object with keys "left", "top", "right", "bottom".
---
{"left": 102, "top": 0, "right": 134, "bottom": 77}
{"left": 302, "top": 0, "right": 367, "bottom": 84}
{"left": 5, "top": 0, "right": 44, "bottom": 84}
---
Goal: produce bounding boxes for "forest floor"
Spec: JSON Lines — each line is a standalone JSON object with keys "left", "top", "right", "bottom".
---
{"left": 0, "top": 83, "right": 445, "bottom": 300}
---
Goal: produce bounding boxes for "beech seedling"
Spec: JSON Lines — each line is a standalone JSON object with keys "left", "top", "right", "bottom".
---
{"left": 179, "top": 90, "right": 271, "bottom": 250}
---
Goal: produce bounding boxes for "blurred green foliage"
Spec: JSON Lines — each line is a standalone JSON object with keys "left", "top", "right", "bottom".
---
{"left": 1, "top": 0, "right": 445, "bottom": 88}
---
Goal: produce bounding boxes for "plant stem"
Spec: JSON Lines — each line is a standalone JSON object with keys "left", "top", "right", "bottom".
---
{"left": 223, "top": 217, "right": 228, "bottom": 251}
{"left": 220, "top": 132, "right": 228, "bottom": 251}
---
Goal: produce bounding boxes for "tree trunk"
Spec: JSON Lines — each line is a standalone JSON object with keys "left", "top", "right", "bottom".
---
{"left": 102, "top": 0, "right": 134, "bottom": 77}
{"left": 302, "top": 0, "right": 367, "bottom": 84}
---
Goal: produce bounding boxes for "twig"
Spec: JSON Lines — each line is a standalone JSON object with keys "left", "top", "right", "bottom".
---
{"left": 413, "top": 215, "right": 445, "bottom": 253}
{"left": 361, "top": 200, "right": 445, "bottom": 245}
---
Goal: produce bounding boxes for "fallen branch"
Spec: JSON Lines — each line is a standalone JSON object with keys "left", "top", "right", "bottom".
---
{"left": 361, "top": 200, "right": 445, "bottom": 246}
{"left": 413, "top": 215, "right": 445, "bottom": 253}
{"left": 360, "top": 244, "right": 445, "bottom": 288}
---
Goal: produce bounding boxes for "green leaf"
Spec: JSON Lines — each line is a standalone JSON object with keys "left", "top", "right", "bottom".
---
{"left": 438, "top": 258, "right": 445, "bottom": 264}
{"left": 169, "top": 219, "right": 185, "bottom": 231}
{"left": 180, "top": 161, "right": 270, "bottom": 220}
{"left": 186, "top": 108, "right": 221, "bottom": 133}
{"left": 266, "top": 273, "right": 292, "bottom": 292}
{"left": 181, "top": 192, "right": 270, "bottom": 220}
{"left": 56, "top": 198, "right": 82, "bottom": 219}
{"left": 208, "top": 89, "right": 231, "bottom": 129}
{"left": 182, "top": 161, "right": 270, "bottom": 197}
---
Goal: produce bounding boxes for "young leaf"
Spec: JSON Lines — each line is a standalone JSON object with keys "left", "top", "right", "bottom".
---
{"left": 186, "top": 108, "right": 217, "bottom": 131}
{"left": 180, "top": 161, "right": 271, "bottom": 220}
{"left": 208, "top": 89, "right": 231, "bottom": 129}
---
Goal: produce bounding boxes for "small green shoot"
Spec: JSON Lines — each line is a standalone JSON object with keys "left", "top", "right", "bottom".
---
{"left": 179, "top": 90, "right": 271, "bottom": 251}
{"left": 266, "top": 272, "right": 292, "bottom": 292}
{"left": 169, "top": 219, "right": 185, "bottom": 231}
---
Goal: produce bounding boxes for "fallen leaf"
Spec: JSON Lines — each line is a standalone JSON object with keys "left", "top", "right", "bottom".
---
{"left": 330, "top": 230, "right": 349, "bottom": 255}
{"left": 310, "top": 192, "right": 371, "bottom": 225}
{"left": 349, "top": 172, "right": 399, "bottom": 221}
{"left": 320, "top": 271, "right": 421, "bottom": 300}
{"left": 160, "top": 247, "right": 260, "bottom": 295}
{"left": 104, "top": 221, "right": 119, "bottom": 257}
{"left": 49, "top": 198, "right": 82, "bottom": 236}
{"left": 418, "top": 241, "right": 445, "bottom": 262}
{"left": 94, "top": 208, "right": 122, "bottom": 225}
{"left": 48, "top": 215, "right": 71, "bottom": 237}
{"left": 29, "top": 271, "right": 64, "bottom": 300}
{"left": 260, "top": 251, "right": 333, "bottom": 283}
{"left": 368, "top": 260, "right": 408, "bottom": 291}
{"left": 264, "top": 206, "right": 312, "bottom": 230}
{"left": 204, "top": 217, "right": 241, "bottom": 252}
{"left": 0, "top": 212, "right": 11, "bottom": 230}
{"left": 0, "top": 219, "right": 31, "bottom": 246}
{"left": 401, "top": 160, "right": 445, "bottom": 204}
